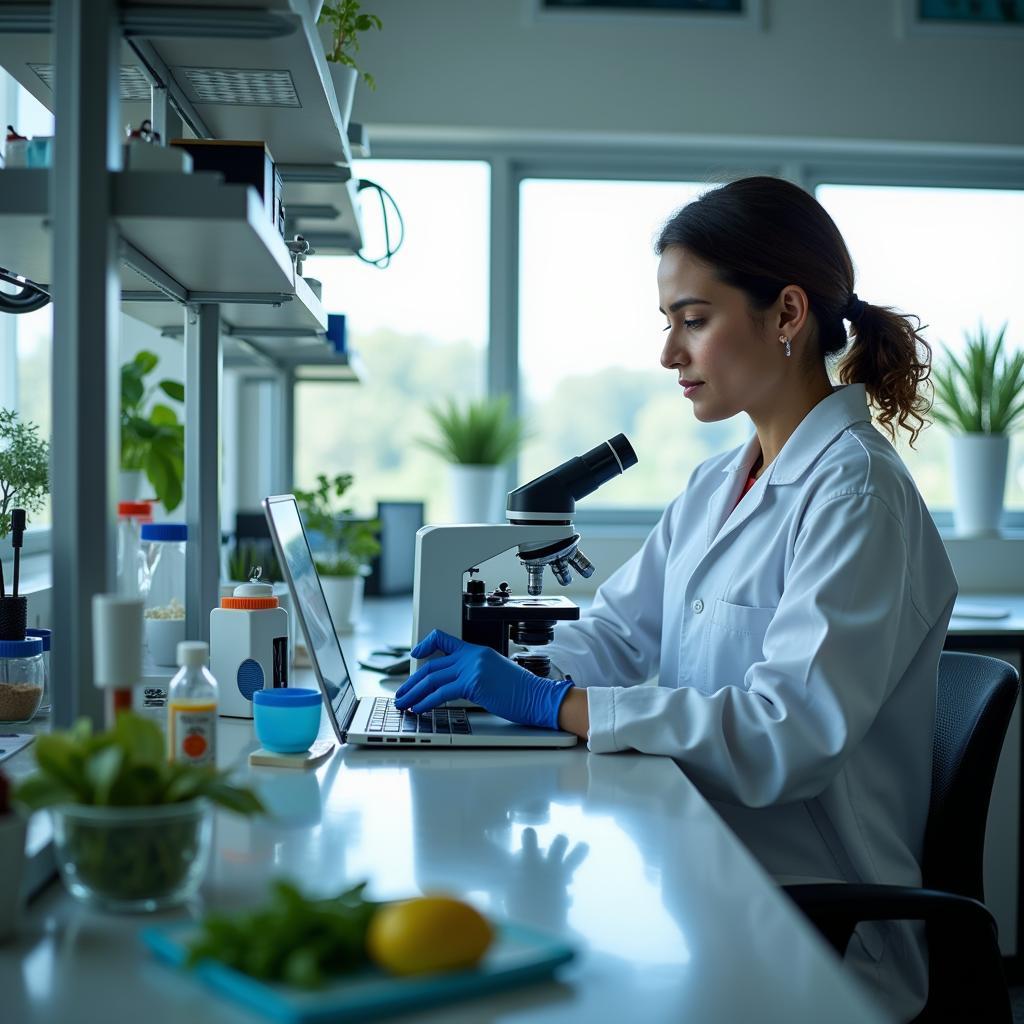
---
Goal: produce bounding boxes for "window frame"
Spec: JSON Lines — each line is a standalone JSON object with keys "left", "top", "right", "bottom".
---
{"left": 367, "top": 134, "right": 1024, "bottom": 530}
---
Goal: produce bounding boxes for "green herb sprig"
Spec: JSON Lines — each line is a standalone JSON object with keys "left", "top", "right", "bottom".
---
{"left": 186, "top": 879, "right": 380, "bottom": 988}
{"left": 417, "top": 395, "right": 531, "bottom": 466}
{"left": 15, "top": 713, "right": 264, "bottom": 813}
{"left": 931, "top": 322, "right": 1024, "bottom": 435}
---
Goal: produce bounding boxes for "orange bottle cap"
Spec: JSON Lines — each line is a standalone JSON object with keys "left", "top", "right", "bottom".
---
{"left": 220, "top": 596, "right": 279, "bottom": 610}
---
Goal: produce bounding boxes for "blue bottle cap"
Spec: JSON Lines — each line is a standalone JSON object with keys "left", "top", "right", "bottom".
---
{"left": 0, "top": 637, "right": 44, "bottom": 658}
{"left": 141, "top": 523, "right": 187, "bottom": 542}
{"left": 26, "top": 628, "right": 51, "bottom": 652}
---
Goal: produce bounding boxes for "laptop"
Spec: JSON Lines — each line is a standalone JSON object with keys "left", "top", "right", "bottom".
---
{"left": 263, "top": 495, "right": 577, "bottom": 749}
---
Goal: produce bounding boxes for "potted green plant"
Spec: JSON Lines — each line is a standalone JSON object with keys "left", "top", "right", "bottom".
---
{"left": 0, "top": 407, "right": 49, "bottom": 547}
{"left": 294, "top": 473, "right": 380, "bottom": 633}
{"left": 15, "top": 713, "right": 263, "bottom": 912}
{"left": 120, "top": 350, "right": 185, "bottom": 512}
{"left": 0, "top": 769, "right": 27, "bottom": 942}
{"left": 417, "top": 396, "right": 530, "bottom": 524}
{"left": 317, "top": 0, "right": 382, "bottom": 130}
{"left": 931, "top": 322, "right": 1024, "bottom": 537}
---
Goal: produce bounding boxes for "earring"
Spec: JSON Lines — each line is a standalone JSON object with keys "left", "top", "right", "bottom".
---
{"left": 779, "top": 334, "right": 791, "bottom": 358}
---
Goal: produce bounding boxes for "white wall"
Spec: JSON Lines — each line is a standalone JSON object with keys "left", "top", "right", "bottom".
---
{"left": 352, "top": 0, "right": 1024, "bottom": 146}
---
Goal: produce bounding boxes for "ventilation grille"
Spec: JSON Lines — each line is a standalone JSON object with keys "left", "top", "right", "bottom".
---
{"left": 178, "top": 67, "right": 300, "bottom": 107}
{"left": 29, "top": 62, "right": 151, "bottom": 101}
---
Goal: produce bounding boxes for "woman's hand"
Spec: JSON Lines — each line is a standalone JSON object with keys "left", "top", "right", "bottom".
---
{"left": 395, "top": 630, "right": 574, "bottom": 731}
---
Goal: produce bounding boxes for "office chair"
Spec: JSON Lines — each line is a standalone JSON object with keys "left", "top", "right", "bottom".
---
{"left": 786, "top": 651, "right": 1020, "bottom": 1024}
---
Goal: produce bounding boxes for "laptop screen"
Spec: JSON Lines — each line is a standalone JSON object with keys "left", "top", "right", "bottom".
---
{"left": 263, "top": 495, "right": 356, "bottom": 731}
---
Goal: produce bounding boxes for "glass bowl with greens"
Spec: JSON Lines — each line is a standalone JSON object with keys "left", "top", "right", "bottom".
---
{"left": 52, "top": 799, "right": 210, "bottom": 912}
{"left": 16, "top": 713, "right": 263, "bottom": 913}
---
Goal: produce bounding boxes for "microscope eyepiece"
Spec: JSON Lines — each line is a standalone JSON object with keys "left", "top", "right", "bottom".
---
{"left": 506, "top": 433, "right": 638, "bottom": 519}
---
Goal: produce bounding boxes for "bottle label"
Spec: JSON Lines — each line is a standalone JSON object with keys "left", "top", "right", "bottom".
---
{"left": 169, "top": 702, "right": 217, "bottom": 765}
{"left": 273, "top": 635, "right": 288, "bottom": 686}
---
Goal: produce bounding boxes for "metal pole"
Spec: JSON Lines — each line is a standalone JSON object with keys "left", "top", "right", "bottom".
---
{"left": 275, "top": 368, "right": 296, "bottom": 494}
{"left": 51, "top": 0, "right": 120, "bottom": 727}
{"left": 488, "top": 155, "right": 520, "bottom": 495}
{"left": 184, "top": 304, "right": 221, "bottom": 644}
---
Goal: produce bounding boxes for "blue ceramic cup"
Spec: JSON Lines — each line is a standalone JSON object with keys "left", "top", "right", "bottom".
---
{"left": 252, "top": 688, "right": 322, "bottom": 753}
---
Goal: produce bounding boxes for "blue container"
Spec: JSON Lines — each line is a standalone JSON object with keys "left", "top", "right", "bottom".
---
{"left": 252, "top": 688, "right": 322, "bottom": 753}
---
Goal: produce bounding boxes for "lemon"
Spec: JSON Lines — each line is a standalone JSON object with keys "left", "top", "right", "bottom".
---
{"left": 367, "top": 896, "right": 494, "bottom": 976}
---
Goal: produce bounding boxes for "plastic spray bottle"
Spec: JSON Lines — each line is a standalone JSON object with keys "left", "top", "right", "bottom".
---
{"left": 167, "top": 641, "right": 218, "bottom": 766}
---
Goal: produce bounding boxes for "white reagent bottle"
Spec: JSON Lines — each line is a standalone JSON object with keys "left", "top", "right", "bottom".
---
{"left": 210, "top": 575, "right": 289, "bottom": 719}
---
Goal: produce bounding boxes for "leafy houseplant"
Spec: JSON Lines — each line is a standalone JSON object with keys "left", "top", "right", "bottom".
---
{"left": 295, "top": 474, "right": 379, "bottom": 633}
{"left": 0, "top": 407, "right": 49, "bottom": 539}
{"left": 16, "top": 713, "right": 263, "bottom": 910}
{"left": 418, "top": 396, "right": 530, "bottom": 523}
{"left": 227, "top": 540, "right": 283, "bottom": 585}
{"left": 318, "top": 0, "right": 383, "bottom": 88}
{"left": 121, "top": 350, "right": 185, "bottom": 512}
{"left": 930, "top": 322, "right": 1024, "bottom": 536}
{"left": 294, "top": 473, "right": 380, "bottom": 579}
{"left": 418, "top": 396, "right": 530, "bottom": 467}
{"left": 931, "top": 322, "right": 1024, "bottom": 435}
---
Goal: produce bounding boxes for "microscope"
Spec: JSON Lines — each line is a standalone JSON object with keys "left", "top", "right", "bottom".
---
{"left": 411, "top": 434, "right": 638, "bottom": 679}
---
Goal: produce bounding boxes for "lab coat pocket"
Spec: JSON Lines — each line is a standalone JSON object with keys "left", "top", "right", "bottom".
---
{"left": 699, "top": 599, "right": 776, "bottom": 693}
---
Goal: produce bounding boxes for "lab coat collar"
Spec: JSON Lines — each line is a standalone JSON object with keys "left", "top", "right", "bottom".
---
{"left": 722, "top": 383, "right": 872, "bottom": 485}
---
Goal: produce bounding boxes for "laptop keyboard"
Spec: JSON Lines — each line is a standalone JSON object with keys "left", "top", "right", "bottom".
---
{"left": 367, "top": 697, "right": 472, "bottom": 736}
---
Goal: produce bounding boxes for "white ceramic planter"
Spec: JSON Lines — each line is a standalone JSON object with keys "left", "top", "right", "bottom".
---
{"left": 320, "top": 574, "right": 364, "bottom": 634}
{"left": 327, "top": 62, "right": 358, "bottom": 130}
{"left": 0, "top": 814, "right": 27, "bottom": 942}
{"left": 449, "top": 464, "right": 506, "bottom": 524}
{"left": 949, "top": 433, "right": 1010, "bottom": 537}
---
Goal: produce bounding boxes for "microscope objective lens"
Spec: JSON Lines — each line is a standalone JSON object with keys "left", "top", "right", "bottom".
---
{"left": 526, "top": 564, "right": 545, "bottom": 595}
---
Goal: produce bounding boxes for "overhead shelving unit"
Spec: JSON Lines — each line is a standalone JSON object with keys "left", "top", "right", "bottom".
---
{"left": 0, "top": 0, "right": 368, "bottom": 727}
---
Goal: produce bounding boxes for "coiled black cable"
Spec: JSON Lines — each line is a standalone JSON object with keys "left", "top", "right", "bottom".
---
{"left": 0, "top": 266, "right": 50, "bottom": 314}
{"left": 354, "top": 178, "right": 405, "bottom": 269}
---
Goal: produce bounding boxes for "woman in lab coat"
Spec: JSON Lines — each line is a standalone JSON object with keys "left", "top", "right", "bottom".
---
{"left": 398, "top": 175, "right": 956, "bottom": 1021}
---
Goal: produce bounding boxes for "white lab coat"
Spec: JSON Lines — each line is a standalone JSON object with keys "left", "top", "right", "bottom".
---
{"left": 544, "top": 383, "right": 958, "bottom": 1022}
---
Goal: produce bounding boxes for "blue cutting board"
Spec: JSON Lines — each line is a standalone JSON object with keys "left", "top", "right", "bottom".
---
{"left": 141, "top": 920, "right": 575, "bottom": 1023}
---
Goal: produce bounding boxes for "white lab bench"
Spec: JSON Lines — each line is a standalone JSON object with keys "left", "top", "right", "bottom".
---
{"left": 0, "top": 597, "right": 891, "bottom": 1024}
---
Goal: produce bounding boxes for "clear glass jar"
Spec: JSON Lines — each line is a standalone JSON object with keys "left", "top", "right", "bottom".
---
{"left": 0, "top": 637, "right": 45, "bottom": 723}
{"left": 51, "top": 799, "right": 212, "bottom": 912}
{"left": 140, "top": 523, "right": 188, "bottom": 667}
{"left": 116, "top": 500, "right": 153, "bottom": 598}
{"left": 25, "top": 627, "right": 51, "bottom": 717}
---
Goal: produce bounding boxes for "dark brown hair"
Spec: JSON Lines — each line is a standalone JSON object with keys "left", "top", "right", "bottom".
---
{"left": 655, "top": 176, "right": 932, "bottom": 448}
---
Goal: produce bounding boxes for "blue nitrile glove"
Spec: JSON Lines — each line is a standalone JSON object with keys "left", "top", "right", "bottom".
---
{"left": 394, "top": 630, "right": 574, "bottom": 730}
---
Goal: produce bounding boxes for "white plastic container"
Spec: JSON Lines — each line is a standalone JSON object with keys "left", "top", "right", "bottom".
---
{"left": 116, "top": 501, "right": 153, "bottom": 598}
{"left": 210, "top": 580, "right": 289, "bottom": 719}
{"left": 141, "top": 523, "right": 187, "bottom": 667}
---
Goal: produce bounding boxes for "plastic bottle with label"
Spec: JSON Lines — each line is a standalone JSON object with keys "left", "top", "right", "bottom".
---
{"left": 167, "top": 641, "right": 217, "bottom": 767}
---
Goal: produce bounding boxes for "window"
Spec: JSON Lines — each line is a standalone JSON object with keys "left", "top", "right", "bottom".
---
{"left": 2, "top": 72, "right": 53, "bottom": 530}
{"left": 295, "top": 160, "right": 490, "bottom": 523}
{"left": 816, "top": 184, "right": 1024, "bottom": 511}
{"left": 518, "top": 177, "right": 750, "bottom": 509}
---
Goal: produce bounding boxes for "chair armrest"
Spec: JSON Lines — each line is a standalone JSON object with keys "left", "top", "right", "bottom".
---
{"left": 783, "top": 883, "right": 998, "bottom": 955}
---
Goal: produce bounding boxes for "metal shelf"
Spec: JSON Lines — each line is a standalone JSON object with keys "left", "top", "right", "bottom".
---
{"left": 0, "top": 168, "right": 328, "bottom": 337}
{"left": 0, "top": 0, "right": 354, "bottom": 166}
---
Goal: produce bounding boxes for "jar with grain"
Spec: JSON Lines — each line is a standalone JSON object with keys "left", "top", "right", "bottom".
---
{"left": 0, "top": 637, "right": 45, "bottom": 723}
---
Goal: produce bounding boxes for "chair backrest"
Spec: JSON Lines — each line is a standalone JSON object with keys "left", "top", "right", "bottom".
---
{"left": 923, "top": 651, "right": 1020, "bottom": 901}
